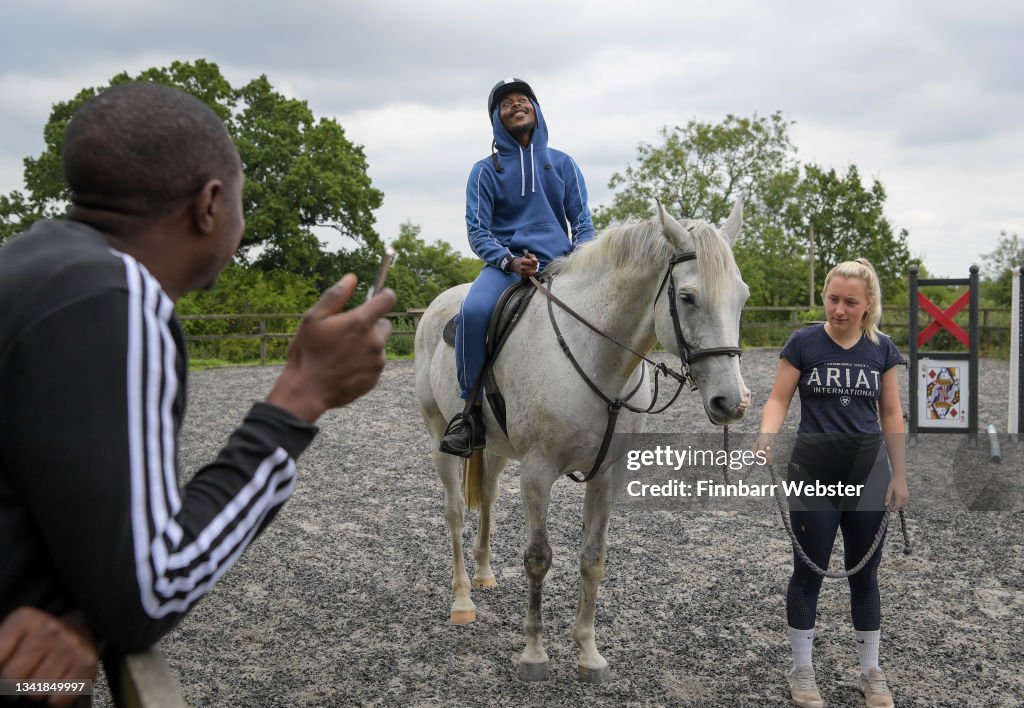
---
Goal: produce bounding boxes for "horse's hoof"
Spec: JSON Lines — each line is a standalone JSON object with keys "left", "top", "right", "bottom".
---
{"left": 473, "top": 576, "right": 498, "bottom": 588}
{"left": 577, "top": 664, "right": 611, "bottom": 684}
{"left": 518, "top": 661, "right": 549, "bottom": 681}
{"left": 449, "top": 609, "right": 476, "bottom": 624}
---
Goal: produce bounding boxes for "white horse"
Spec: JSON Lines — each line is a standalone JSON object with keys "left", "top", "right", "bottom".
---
{"left": 414, "top": 202, "right": 750, "bottom": 683}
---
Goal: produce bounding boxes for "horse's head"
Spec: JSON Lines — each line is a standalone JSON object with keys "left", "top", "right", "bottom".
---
{"left": 653, "top": 201, "right": 751, "bottom": 425}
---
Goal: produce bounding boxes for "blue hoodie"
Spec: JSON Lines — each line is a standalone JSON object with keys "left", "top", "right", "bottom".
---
{"left": 465, "top": 97, "right": 595, "bottom": 271}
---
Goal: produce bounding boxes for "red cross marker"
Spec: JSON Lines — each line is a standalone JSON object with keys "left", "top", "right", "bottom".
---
{"left": 917, "top": 291, "right": 970, "bottom": 347}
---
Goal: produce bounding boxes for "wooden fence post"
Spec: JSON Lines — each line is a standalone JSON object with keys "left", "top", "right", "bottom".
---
{"left": 259, "top": 319, "right": 267, "bottom": 365}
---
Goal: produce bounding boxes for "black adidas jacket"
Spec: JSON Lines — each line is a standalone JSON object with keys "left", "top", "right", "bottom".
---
{"left": 0, "top": 220, "right": 316, "bottom": 652}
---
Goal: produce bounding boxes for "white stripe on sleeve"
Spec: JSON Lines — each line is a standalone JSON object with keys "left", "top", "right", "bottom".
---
{"left": 116, "top": 253, "right": 297, "bottom": 618}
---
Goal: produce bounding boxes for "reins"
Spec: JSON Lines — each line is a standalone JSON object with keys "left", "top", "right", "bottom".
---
{"left": 527, "top": 250, "right": 741, "bottom": 484}
{"left": 530, "top": 274, "right": 684, "bottom": 484}
{"left": 716, "top": 432, "right": 912, "bottom": 578}
{"left": 529, "top": 274, "right": 690, "bottom": 411}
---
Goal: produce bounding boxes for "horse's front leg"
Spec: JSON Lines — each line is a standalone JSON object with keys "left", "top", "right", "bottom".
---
{"left": 518, "top": 466, "right": 555, "bottom": 680}
{"left": 572, "top": 468, "right": 615, "bottom": 683}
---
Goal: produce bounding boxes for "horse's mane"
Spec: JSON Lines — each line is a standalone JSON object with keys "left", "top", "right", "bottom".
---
{"left": 548, "top": 216, "right": 737, "bottom": 304}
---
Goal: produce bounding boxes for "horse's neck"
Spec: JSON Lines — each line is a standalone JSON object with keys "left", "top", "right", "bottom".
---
{"left": 549, "top": 266, "right": 659, "bottom": 380}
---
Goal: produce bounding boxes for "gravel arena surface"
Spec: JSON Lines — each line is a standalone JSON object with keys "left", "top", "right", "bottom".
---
{"left": 91, "top": 348, "right": 1023, "bottom": 707}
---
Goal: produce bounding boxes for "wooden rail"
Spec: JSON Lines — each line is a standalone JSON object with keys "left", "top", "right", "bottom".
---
{"left": 179, "top": 311, "right": 426, "bottom": 364}
{"left": 179, "top": 306, "right": 1013, "bottom": 363}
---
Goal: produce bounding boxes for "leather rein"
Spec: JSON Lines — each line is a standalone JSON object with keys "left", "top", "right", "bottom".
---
{"left": 528, "top": 251, "right": 742, "bottom": 483}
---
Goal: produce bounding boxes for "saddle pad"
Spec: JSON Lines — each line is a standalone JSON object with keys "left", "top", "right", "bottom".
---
{"left": 442, "top": 317, "right": 457, "bottom": 346}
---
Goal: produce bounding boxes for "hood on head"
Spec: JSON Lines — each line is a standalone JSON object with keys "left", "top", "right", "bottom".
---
{"left": 491, "top": 97, "right": 548, "bottom": 155}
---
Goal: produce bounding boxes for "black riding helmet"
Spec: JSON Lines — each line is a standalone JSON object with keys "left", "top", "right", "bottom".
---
{"left": 487, "top": 77, "right": 537, "bottom": 117}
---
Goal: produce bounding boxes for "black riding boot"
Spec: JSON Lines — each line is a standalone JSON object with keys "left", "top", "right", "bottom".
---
{"left": 439, "top": 404, "right": 485, "bottom": 458}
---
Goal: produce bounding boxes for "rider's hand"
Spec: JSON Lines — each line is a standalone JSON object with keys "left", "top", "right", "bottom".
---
{"left": 267, "top": 274, "right": 396, "bottom": 423}
{"left": 0, "top": 607, "right": 98, "bottom": 707}
{"left": 510, "top": 254, "right": 539, "bottom": 279}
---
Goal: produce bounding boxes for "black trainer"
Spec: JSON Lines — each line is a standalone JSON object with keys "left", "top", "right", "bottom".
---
{"left": 439, "top": 406, "right": 485, "bottom": 457}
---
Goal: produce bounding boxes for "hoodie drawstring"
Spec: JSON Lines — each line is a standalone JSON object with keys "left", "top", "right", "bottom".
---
{"left": 517, "top": 145, "right": 537, "bottom": 197}
{"left": 518, "top": 147, "right": 525, "bottom": 197}
{"left": 530, "top": 144, "right": 535, "bottom": 194}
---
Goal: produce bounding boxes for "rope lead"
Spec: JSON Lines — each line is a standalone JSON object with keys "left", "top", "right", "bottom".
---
{"left": 763, "top": 461, "right": 913, "bottom": 579}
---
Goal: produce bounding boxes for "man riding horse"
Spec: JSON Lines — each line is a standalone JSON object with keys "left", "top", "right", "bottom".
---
{"left": 440, "top": 77, "right": 596, "bottom": 457}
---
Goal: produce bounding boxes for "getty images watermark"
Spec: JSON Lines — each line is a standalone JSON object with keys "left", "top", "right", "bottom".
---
{"left": 609, "top": 432, "right": 1024, "bottom": 512}
{"left": 608, "top": 433, "right": 894, "bottom": 513}
{"left": 622, "top": 444, "right": 865, "bottom": 501}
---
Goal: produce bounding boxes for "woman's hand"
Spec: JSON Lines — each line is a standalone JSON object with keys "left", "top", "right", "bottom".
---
{"left": 884, "top": 475, "right": 909, "bottom": 511}
{"left": 753, "top": 433, "right": 774, "bottom": 466}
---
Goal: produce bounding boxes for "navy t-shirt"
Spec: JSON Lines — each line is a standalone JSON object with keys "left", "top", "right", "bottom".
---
{"left": 781, "top": 325, "right": 902, "bottom": 481}
{"left": 781, "top": 324, "right": 902, "bottom": 435}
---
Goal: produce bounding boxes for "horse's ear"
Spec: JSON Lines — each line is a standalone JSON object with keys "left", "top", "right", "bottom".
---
{"left": 656, "top": 200, "right": 691, "bottom": 251}
{"left": 721, "top": 198, "right": 743, "bottom": 246}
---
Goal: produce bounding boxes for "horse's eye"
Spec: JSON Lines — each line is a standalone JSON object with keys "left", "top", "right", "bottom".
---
{"left": 679, "top": 292, "right": 695, "bottom": 305}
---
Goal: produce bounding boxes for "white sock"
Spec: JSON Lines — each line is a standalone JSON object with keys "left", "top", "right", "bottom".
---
{"left": 788, "top": 626, "right": 815, "bottom": 669}
{"left": 855, "top": 629, "right": 881, "bottom": 674}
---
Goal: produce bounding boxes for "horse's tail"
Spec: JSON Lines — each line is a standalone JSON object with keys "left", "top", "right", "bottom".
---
{"left": 462, "top": 450, "right": 483, "bottom": 510}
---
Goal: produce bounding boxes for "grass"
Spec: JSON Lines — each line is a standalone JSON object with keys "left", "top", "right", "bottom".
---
{"left": 188, "top": 358, "right": 280, "bottom": 371}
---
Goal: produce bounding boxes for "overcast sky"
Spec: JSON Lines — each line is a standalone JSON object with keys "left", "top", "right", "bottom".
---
{"left": 1, "top": 0, "right": 1021, "bottom": 278}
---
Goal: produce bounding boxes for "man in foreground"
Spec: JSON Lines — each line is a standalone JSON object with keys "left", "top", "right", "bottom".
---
{"left": 0, "top": 82, "right": 395, "bottom": 697}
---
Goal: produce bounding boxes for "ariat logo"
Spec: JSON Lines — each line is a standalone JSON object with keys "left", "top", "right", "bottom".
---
{"left": 840, "top": 396, "right": 851, "bottom": 406}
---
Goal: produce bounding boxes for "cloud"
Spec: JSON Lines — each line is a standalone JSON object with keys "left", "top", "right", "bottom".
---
{"left": 0, "top": 0, "right": 1021, "bottom": 277}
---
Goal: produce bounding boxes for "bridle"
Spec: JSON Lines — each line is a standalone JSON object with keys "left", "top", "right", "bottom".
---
{"left": 528, "top": 250, "right": 742, "bottom": 483}
{"left": 655, "top": 252, "right": 743, "bottom": 384}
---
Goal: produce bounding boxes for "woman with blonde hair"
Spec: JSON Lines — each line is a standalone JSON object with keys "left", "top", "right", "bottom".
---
{"left": 755, "top": 258, "right": 909, "bottom": 708}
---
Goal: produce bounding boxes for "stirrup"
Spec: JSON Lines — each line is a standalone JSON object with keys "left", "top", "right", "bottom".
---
{"left": 439, "top": 413, "right": 475, "bottom": 458}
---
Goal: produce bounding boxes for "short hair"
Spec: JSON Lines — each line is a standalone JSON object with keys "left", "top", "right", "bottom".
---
{"left": 823, "top": 258, "right": 884, "bottom": 344}
{"left": 63, "top": 82, "right": 241, "bottom": 217}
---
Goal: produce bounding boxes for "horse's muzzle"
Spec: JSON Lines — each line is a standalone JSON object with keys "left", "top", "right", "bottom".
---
{"left": 705, "top": 396, "right": 748, "bottom": 425}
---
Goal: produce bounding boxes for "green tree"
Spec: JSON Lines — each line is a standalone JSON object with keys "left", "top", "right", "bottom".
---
{"left": 980, "top": 231, "right": 1023, "bottom": 306}
{"left": 596, "top": 112, "right": 808, "bottom": 306}
{"left": 596, "top": 112, "right": 915, "bottom": 307}
{"left": 389, "top": 221, "right": 480, "bottom": 310}
{"left": 0, "top": 192, "right": 38, "bottom": 241}
{"left": 596, "top": 111, "right": 797, "bottom": 228}
{"left": 734, "top": 166, "right": 809, "bottom": 307}
{"left": 0, "top": 59, "right": 382, "bottom": 290}
{"left": 230, "top": 73, "right": 382, "bottom": 272}
{"left": 175, "top": 264, "right": 320, "bottom": 361}
{"left": 177, "top": 263, "right": 319, "bottom": 315}
{"left": 796, "top": 164, "right": 915, "bottom": 300}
